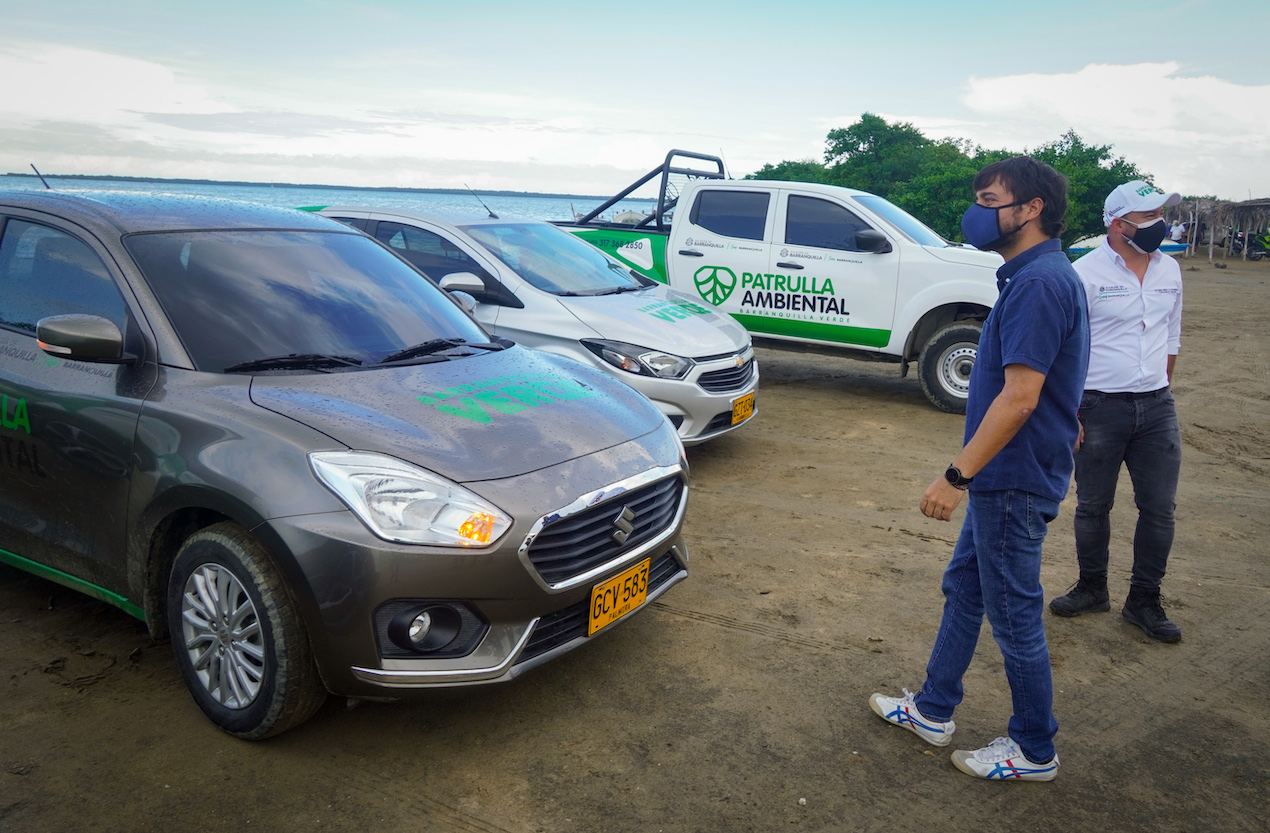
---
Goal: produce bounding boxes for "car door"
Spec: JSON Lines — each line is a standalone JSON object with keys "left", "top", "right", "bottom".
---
{"left": 0, "top": 215, "right": 155, "bottom": 593}
{"left": 767, "top": 190, "right": 900, "bottom": 347}
{"left": 667, "top": 188, "right": 774, "bottom": 322}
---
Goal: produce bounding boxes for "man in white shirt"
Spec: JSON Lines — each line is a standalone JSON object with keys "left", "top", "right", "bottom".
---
{"left": 1049, "top": 180, "right": 1184, "bottom": 642}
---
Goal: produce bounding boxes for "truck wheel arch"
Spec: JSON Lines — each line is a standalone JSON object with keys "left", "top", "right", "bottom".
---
{"left": 900, "top": 304, "right": 990, "bottom": 372}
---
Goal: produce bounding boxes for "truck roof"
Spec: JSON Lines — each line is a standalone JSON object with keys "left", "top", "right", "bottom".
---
{"left": 701, "top": 179, "right": 877, "bottom": 199}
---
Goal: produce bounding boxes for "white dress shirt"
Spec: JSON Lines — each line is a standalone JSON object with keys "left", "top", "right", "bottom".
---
{"left": 1073, "top": 243, "right": 1183, "bottom": 393}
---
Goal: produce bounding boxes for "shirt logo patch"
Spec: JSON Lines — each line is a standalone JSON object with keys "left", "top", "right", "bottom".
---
{"left": 1097, "top": 284, "right": 1133, "bottom": 299}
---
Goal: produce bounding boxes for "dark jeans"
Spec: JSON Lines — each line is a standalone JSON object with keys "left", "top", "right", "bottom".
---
{"left": 1073, "top": 388, "right": 1181, "bottom": 591}
{"left": 915, "top": 489, "right": 1060, "bottom": 763}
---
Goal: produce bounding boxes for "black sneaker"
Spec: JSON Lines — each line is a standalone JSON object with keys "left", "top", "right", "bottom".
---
{"left": 1049, "top": 579, "right": 1110, "bottom": 617}
{"left": 1122, "top": 589, "right": 1182, "bottom": 643}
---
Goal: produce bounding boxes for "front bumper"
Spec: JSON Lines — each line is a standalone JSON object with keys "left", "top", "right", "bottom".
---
{"left": 259, "top": 437, "right": 689, "bottom": 697}
{"left": 612, "top": 350, "right": 760, "bottom": 445}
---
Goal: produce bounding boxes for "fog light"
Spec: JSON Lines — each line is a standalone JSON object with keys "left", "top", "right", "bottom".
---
{"left": 408, "top": 611, "right": 432, "bottom": 645}
{"left": 387, "top": 605, "right": 463, "bottom": 653}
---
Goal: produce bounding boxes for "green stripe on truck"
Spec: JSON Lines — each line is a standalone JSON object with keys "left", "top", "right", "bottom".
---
{"left": 731, "top": 315, "right": 891, "bottom": 348}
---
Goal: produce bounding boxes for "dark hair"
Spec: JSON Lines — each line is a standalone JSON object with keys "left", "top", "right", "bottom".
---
{"left": 973, "top": 156, "right": 1068, "bottom": 238}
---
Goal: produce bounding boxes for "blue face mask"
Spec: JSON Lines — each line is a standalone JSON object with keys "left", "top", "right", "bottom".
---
{"left": 961, "top": 201, "right": 1026, "bottom": 251}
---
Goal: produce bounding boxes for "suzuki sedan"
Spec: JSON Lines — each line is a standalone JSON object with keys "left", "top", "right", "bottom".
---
{"left": 0, "top": 191, "right": 689, "bottom": 738}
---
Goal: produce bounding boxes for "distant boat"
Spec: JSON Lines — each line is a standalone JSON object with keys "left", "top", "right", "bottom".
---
{"left": 1067, "top": 234, "right": 1188, "bottom": 255}
{"left": 612, "top": 209, "right": 648, "bottom": 225}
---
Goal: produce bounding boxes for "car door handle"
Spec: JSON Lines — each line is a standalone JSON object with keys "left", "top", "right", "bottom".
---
{"left": 677, "top": 250, "right": 704, "bottom": 257}
{"left": 776, "top": 262, "right": 803, "bottom": 270}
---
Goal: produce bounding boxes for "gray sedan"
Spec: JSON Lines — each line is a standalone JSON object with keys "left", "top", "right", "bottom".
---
{"left": 0, "top": 191, "right": 689, "bottom": 738}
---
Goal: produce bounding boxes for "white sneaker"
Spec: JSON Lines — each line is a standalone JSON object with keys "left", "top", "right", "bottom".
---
{"left": 951, "top": 736, "right": 1059, "bottom": 781}
{"left": 868, "top": 689, "right": 955, "bottom": 747}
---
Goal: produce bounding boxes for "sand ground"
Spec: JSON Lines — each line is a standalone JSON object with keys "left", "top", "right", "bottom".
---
{"left": 2, "top": 252, "right": 1268, "bottom": 832}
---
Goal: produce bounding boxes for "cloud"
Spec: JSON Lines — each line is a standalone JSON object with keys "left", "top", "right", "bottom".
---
{"left": 0, "top": 41, "right": 230, "bottom": 126}
{"left": 144, "top": 111, "right": 395, "bottom": 138}
{"left": 950, "top": 63, "right": 1270, "bottom": 199}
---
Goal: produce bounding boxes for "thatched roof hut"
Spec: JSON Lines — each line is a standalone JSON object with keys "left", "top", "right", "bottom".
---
{"left": 1164, "top": 196, "right": 1270, "bottom": 259}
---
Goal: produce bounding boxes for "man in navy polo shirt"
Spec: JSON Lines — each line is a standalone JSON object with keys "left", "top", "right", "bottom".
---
{"left": 868, "top": 157, "right": 1089, "bottom": 781}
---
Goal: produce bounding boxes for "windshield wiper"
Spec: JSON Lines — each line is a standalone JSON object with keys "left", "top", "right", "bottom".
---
{"left": 376, "top": 338, "right": 505, "bottom": 365}
{"left": 557, "top": 285, "right": 644, "bottom": 296}
{"left": 223, "top": 353, "right": 363, "bottom": 373}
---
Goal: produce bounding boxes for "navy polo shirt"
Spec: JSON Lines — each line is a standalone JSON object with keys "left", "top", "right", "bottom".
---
{"left": 966, "top": 238, "right": 1090, "bottom": 502}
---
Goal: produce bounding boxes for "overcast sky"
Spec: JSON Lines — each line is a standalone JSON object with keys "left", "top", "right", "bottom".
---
{"left": 2, "top": 0, "right": 1266, "bottom": 201}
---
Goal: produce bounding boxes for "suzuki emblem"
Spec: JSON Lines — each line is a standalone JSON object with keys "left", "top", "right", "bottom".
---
{"left": 611, "top": 506, "right": 636, "bottom": 545}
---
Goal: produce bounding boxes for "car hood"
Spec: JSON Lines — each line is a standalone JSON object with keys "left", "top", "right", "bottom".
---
{"left": 248, "top": 346, "right": 666, "bottom": 483}
{"left": 923, "top": 244, "right": 1004, "bottom": 269}
{"left": 562, "top": 286, "right": 750, "bottom": 357}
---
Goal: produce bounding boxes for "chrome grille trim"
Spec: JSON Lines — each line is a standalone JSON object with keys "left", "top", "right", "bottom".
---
{"left": 517, "top": 464, "right": 687, "bottom": 592}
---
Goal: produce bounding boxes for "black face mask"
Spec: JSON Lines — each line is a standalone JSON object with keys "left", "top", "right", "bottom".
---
{"left": 1118, "top": 217, "right": 1168, "bottom": 254}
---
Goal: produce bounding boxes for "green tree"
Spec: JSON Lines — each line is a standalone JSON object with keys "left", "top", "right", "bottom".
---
{"left": 745, "top": 159, "right": 828, "bottom": 183}
{"left": 823, "top": 113, "right": 932, "bottom": 197}
{"left": 1030, "top": 129, "right": 1145, "bottom": 248}
{"left": 744, "top": 114, "right": 1154, "bottom": 249}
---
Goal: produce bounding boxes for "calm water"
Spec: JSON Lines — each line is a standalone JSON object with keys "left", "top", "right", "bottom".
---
{"left": 0, "top": 176, "right": 654, "bottom": 222}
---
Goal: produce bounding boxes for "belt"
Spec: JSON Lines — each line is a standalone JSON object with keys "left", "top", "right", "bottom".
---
{"left": 1087, "top": 387, "right": 1169, "bottom": 400}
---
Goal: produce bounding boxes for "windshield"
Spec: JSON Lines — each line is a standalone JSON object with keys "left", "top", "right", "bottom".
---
{"left": 459, "top": 221, "right": 645, "bottom": 295}
{"left": 854, "top": 195, "right": 949, "bottom": 248}
{"left": 126, "top": 230, "right": 489, "bottom": 372}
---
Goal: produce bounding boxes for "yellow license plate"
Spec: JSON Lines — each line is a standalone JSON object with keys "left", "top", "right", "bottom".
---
{"left": 588, "top": 558, "right": 650, "bottom": 636}
{"left": 731, "top": 392, "right": 755, "bottom": 424}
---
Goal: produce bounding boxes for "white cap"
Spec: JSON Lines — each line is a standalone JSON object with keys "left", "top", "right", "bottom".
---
{"left": 1103, "top": 180, "right": 1181, "bottom": 226}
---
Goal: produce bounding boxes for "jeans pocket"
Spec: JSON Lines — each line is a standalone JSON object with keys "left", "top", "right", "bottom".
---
{"left": 1079, "top": 391, "right": 1103, "bottom": 412}
{"left": 1027, "top": 494, "right": 1059, "bottom": 540}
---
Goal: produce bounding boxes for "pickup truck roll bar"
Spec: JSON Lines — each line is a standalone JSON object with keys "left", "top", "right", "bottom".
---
{"left": 574, "top": 150, "right": 726, "bottom": 231}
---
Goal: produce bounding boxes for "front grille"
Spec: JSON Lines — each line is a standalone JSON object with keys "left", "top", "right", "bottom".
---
{"left": 698, "top": 357, "right": 755, "bottom": 392}
{"left": 525, "top": 476, "right": 684, "bottom": 585}
{"left": 516, "top": 552, "right": 682, "bottom": 664}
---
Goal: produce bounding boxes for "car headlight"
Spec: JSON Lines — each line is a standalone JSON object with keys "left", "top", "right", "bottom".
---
{"left": 581, "top": 339, "right": 694, "bottom": 380}
{"left": 310, "top": 451, "right": 512, "bottom": 547}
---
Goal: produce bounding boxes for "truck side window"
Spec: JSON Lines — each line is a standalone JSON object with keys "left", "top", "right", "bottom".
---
{"left": 0, "top": 219, "right": 129, "bottom": 336}
{"left": 785, "top": 196, "right": 871, "bottom": 252}
{"left": 690, "top": 191, "right": 770, "bottom": 241}
{"left": 373, "top": 222, "right": 494, "bottom": 285}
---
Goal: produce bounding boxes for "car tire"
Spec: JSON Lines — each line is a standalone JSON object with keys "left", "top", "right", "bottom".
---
{"left": 167, "top": 522, "right": 327, "bottom": 739}
{"left": 918, "top": 322, "right": 983, "bottom": 415}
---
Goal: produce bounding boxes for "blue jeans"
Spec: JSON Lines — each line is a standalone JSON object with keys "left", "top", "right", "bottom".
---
{"left": 914, "top": 489, "right": 1060, "bottom": 763}
{"left": 1073, "top": 389, "right": 1181, "bottom": 590}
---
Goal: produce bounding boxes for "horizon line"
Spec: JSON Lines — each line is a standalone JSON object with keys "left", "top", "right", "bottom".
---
{"left": 1, "top": 172, "right": 656, "bottom": 202}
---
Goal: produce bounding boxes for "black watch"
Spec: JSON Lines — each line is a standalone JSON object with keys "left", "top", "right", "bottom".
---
{"left": 944, "top": 465, "right": 973, "bottom": 491}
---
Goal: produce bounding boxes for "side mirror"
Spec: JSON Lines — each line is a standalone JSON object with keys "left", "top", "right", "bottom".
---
{"left": 449, "top": 291, "right": 477, "bottom": 314}
{"left": 36, "top": 314, "right": 133, "bottom": 364}
{"left": 856, "top": 229, "right": 893, "bottom": 254}
{"left": 439, "top": 272, "right": 486, "bottom": 296}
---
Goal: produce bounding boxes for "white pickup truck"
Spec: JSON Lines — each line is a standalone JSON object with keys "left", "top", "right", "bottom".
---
{"left": 558, "top": 151, "right": 1002, "bottom": 413}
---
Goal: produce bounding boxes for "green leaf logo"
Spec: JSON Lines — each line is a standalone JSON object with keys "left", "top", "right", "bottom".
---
{"left": 694, "top": 265, "right": 737, "bottom": 306}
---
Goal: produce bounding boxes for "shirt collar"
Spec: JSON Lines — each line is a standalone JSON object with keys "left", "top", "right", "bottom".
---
{"left": 1100, "top": 239, "right": 1164, "bottom": 271}
{"left": 996, "top": 238, "right": 1062, "bottom": 290}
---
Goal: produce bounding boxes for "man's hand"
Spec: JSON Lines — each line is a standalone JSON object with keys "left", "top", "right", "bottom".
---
{"left": 1074, "top": 421, "right": 1085, "bottom": 453}
{"left": 919, "top": 363, "right": 1045, "bottom": 523}
{"left": 921, "top": 477, "right": 965, "bottom": 522}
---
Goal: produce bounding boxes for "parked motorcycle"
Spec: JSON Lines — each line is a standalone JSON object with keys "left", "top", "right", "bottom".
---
{"left": 1231, "top": 231, "right": 1270, "bottom": 261}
